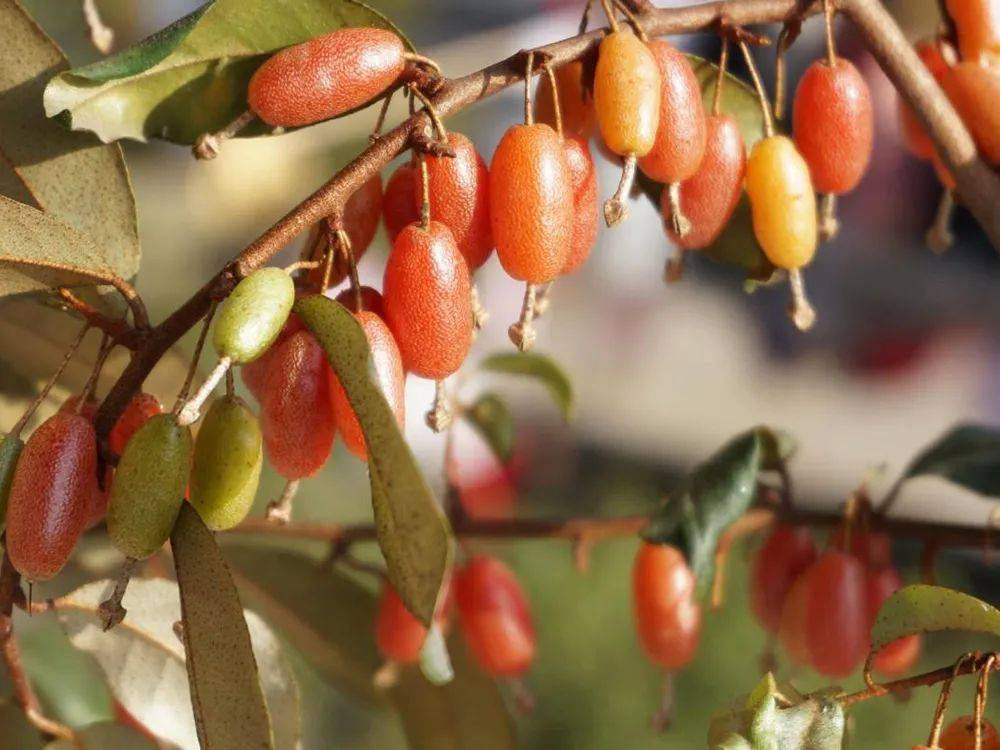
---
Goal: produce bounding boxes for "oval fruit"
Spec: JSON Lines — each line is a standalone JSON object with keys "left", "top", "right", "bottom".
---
{"left": 312, "top": 174, "right": 383, "bottom": 289}
{"left": 778, "top": 568, "right": 813, "bottom": 667}
{"left": 802, "top": 550, "right": 868, "bottom": 677}
{"left": 107, "top": 414, "right": 193, "bottom": 560}
{"left": 942, "top": 62, "right": 1000, "bottom": 165}
{"left": 248, "top": 28, "right": 406, "bottom": 127}
{"left": 945, "top": 0, "right": 1000, "bottom": 64}
{"left": 214, "top": 267, "right": 295, "bottom": 364}
{"left": 189, "top": 395, "right": 263, "bottom": 530}
{"left": 489, "top": 123, "right": 574, "bottom": 283}
{"left": 375, "top": 579, "right": 452, "bottom": 665}
{"left": 898, "top": 39, "right": 952, "bottom": 161}
{"left": 383, "top": 162, "right": 420, "bottom": 243}
{"left": 560, "top": 133, "right": 599, "bottom": 274}
{"left": 865, "top": 565, "right": 921, "bottom": 677}
{"left": 750, "top": 524, "right": 817, "bottom": 635}
{"left": 535, "top": 60, "right": 594, "bottom": 137}
{"left": 594, "top": 30, "right": 661, "bottom": 156}
{"left": 939, "top": 716, "right": 1000, "bottom": 750}
{"left": 241, "top": 313, "right": 305, "bottom": 402}
{"left": 383, "top": 221, "right": 472, "bottom": 379}
{"left": 632, "top": 542, "right": 702, "bottom": 670}
{"left": 109, "top": 392, "right": 162, "bottom": 456}
{"left": 335, "top": 285, "right": 384, "bottom": 317}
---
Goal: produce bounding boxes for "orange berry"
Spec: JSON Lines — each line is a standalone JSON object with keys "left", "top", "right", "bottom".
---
{"left": 421, "top": 132, "right": 494, "bottom": 270}
{"left": 375, "top": 578, "right": 453, "bottom": 665}
{"left": 942, "top": 62, "right": 1000, "bottom": 165}
{"left": 560, "top": 133, "right": 598, "bottom": 274}
{"left": 109, "top": 392, "right": 162, "bottom": 457}
{"left": 311, "top": 174, "right": 383, "bottom": 289}
{"left": 946, "top": 0, "right": 1000, "bottom": 65}
{"left": 327, "top": 310, "right": 405, "bottom": 460}
{"left": 662, "top": 114, "right": 746, "bottom": 250}
{"left": 594, "top": 30, "right": 661, "bottom": 157}
{"left": 793, "top": 58, "right": 874, "bottom": 194}
{"left": 632, "top": 543, "right": 701, "bottom": 670}
{"left": 638, "top": 40, "right": 707, "bottom": 184}
{"left": 382, "top": 162, "right": 420, "bottom": 243}
{"left": 334, "top": 285, "right": 384, "bottom": 317}
{"left": 535, "top": 60, "right": 595, "bottom": 137}
{"left": 383, "top": 221, "right": 472, "bottom": 379}
{"left": 248, "top": 28, "right": 405, "bottom": 127}
{"left": 489, "top": 124, "right": 573, "bottom": 283}
{"left": 940, "top": 715, "right": 1000, "bottom": 749}
{"left": 898, "top": 39, "right": 952, "bottom": 161}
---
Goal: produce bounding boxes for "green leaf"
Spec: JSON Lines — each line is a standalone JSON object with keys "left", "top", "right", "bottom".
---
{"left": 478, "top": 351, "right": 574, "bottom": 421}
{"left": 898, "top": 424, "right": 1000, "bottom": 497}
{"left": 463, "top": 393, "right": 514, "bottom": 464}
{"left": 687, "top": 54, "right": 766, "bottom": 149}
{"left": 0, "top": 699, "right": 45, "bottom": 749}
{"left": 0, "top": 0, "right": 139, "bottom": 290}
{"left": 44, "top": 0, "right": 410, "bottom": 145}
{"left": 642, "top": 429, "right": 763, "bottom": 598}
{"left": 702, "top": 196, "right": 777, "bottom": 282}
{"left": 870, "top": 584, "right": 1000, "bottom": 653}
{"left": 171, "top": 504, "right": 274, "bottom": 750}
{"left": 757, "top": 426, "right": 797, "bottom": 471}
{"left": 296, "top": 295, "right": 452, "bottom": 626}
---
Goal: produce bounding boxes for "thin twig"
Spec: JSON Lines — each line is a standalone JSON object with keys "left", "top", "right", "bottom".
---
{"left": 10, "top": 322, "right": 89, "bottom": 438}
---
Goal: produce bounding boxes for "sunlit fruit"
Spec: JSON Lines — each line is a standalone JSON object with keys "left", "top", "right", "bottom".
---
{"left": 560, "top": 133, "right": 598, "bottom": 274}
{"left": 214, "top": 267, "right": 295, "bottom": 364}
{"left": 594, "top": 30, "right": 661, "bottom": 157}
{"left": 535, "top": 60, "right": 594, "bottom": 136}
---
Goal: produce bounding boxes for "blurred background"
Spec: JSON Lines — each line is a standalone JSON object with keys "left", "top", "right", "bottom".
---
{"left": 3, "top": 0, "right": 1000, "bottom": 747}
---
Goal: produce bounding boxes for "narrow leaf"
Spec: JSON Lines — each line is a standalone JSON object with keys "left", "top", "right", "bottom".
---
{"left": 642, "top": 429, "right": 763, "bottom": 598}
{"left": 687, "top": 54, "right": 766, "bottom": 148}
{"left": 171, "top": 504, "right": 274, "bottom": 750}
{"left": 296, "top": 295, "right": 452, "bottom": 626}
{"left": 463, "top": 393, "right": 514, "bottom": 464}
{"left": 478, "top": 352, "right": 574, "bottom": 420}
{"left": 899, "top": 424, "right": 1000, "bottom": 497}
{"left": 871, "top": 584, "right": 1000, "bottom": 653}
{"left": 44, "top": 0, "right": 410, "bottom": 145}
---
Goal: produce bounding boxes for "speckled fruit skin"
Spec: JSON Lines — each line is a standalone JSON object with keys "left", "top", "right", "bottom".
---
{"left": 632, "top": 542, "right": 702, "bottom": 670}
{"left": 241, "top": 313, "right": 305, "bottom": 402}
{"left": 312, "top": 174, "right": 383, "bottom": 289}
{"left": 594, "top": 30, "right": 661, "bottom": 156}
{"left": 421, "top": 133, "right": 494, "bottom": 270}
{"left": 327, "top": 311, "right": 405, "bottom": 460}
{"left": 942, "top": 62, "right": 1000, "bottom": 165}
{"left": 455, "top": 556, "right": 535, "bottom": 677}
{"left": 489, "top": 124, "right": 573, "bottom": 283}
{"left": 107, "top": 414, "right": 192, "bottom": 561}
{"left": 59, "top": 394, "right": 112, "bottom": 529}
{"left": 383, "top": 221, "right": 472, "bottom": 379}
{"left": 335, "top": 285, "right": 384, "bottom": 317}
{"left": 865, "top": 565, "right": 921, "bottom": 677}
{"left": 214, "top": 267, "right": 295, "bottom": 364}
{"left": 560, "top": 133, "right": 598, "bottom": 275}
{"left": 535, "top": 60, "right": 595, "bottom": 137}
{"left": 383, "top": 162, "right": 420, "bottom": 243}
{"left": 793, "top": 59, "right": 873, "bottom": 194}
{"left": 946, "top": 0, "right": 1000, "bottom": 64}
{"left": 940, "top": 716, "right": 1000, "bottom": 750}
{"left": 248, "top": 28, "right": 405, "bottom": 127}
{"left": 5, "top": 413, "right": 94, "bottom": 580}
{"left": 109, "top": 392, "right": 162, "bottom": 457}
{"left": 0, "top": 434, "right": 24, "bottom": 525}
{"left": 663, "top": 114, "right": 746, "bottom": 250}
{"left": 260, "top": 330, "right": 336, "bottom": 479}
{"left": 638, "top": 40, "right": 707, "bottom": 184}
{"left": 59, "top": 394, "right": 98, "bottom": 422}
{"left": 898, "top": 39, "right": 951, "bottom": 160}
{"left": 750, "top": 524, "right": 817, "bottom": 635}
{"left": 745, "top": 135, "right": 817, "bottom": 270}
{"left": 802, "top": 550, "right": 868, "bottom": 678}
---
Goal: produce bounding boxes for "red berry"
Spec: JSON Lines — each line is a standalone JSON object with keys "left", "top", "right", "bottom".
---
{"left": 833, "top": 528, "right": 892, "bottom": 569}
{"left": 632, "top": 542, "right": 702, "bottom": 670}
{"left": 5, "top": 412, "right": 95, "bottom": 580}
{"left": 382, "top": 162, "right": 420, "bottom": 243}
{"left": 260, "top": 329, "right": 336, "bottom": 479}
{"left": 560, "top": 133, "right": 598, "bottom": 275}
{"left": 383, "top": 221, "right": 473, "bottom": 380}
{"left": 375, "top": 579, "right": 453, "bottom": 665}
{"left": 778, "top": 568, "right": 813, "bottom": 667}
{"left": 422, "top": 132, "right": 494, "bottom": 271}
{"left": 489, "top": 124, "right": 574, "bottom": 283}
{"left": 793, "top": 58, "right": 874, "bottom": 194}
{"left": 946, "top": 0, "right": 1000, "bottom": 65}
{"left": 59, "top": 394, "right": 98, "bottom": 422}
{"left": 312, "top": 174, "right": 383, "bottom": 289}
{"left": 327, "top": 311, "right": 405, "bottom": 460}
{"left": 750, "top": 524, "right": 817, "bottom": 634}
{"left": 802, "top": 550, "right": 868, "bottom": 677}
{"left": 241, "top": 313, "right": 305, "bottom": 402}
{"left": 638, "top": 40, "right": 708, "bottom": 185}
{"left": 109, "top": 392, "right": 162, "bottom": 457}
{"left": 940, "top": 716, "right": 1000, "bottom": 750}
{"left": 942, "top": 62, "right": 1000, "bottom": 165}
{"left": 898, "top": 39, "right": 952, "bottom": 161}
{"left": 248, "top": 28, "right": 405, "bottom": 127}
{"left": 865, "top": 565, "right": 921, "bottom": 677}
{"left": 455, "top": 556, "right": 535, "bottom": 678}
{"left": 662, "top": 114, "right": 746, "bottom": 250}
{"left": 334, "top": 285, "right": 385, "bottom": 318}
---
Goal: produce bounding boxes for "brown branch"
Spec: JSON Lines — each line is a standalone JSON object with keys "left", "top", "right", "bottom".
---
{"left": 840, "top": 652, "right": 998, "bottom": 707}
{"left": 56, "top": 288, "right": 143, "bottom": 350}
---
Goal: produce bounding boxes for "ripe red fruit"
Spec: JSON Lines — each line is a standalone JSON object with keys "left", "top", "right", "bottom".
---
{"left": 946, "top": 0, "right": 1000, "bottom": 65}
{"left": 778, "top": 568, "right": 813, "bottom": 667}
{"left": 260, "top": 329, "right": 336, "bottom": 479}
{"left": 375, "top": 579, "right": 452, "bottom": 665}
{"left": 942, "top": 62, "right": 1000, "bottom": 165}
{"left": 335, "top": 285, "right": 384, "bottom": 317}
{"left": 422, "top": 132, "right": 493, "bottom": 271}
{"left": 750, "top": 524, "right": 817, "bottom": 634}
{"left": 637, "top": 40, "right": 708, "bottom": 185}
{"left": 455, "top": 556, "right": 535, "bottom": 677}
{"left": 5, "top": 412, "right": 95, "bottom": 580}
{"left": 535, "top": 60, "right": 594, "bottom": 137}
{"left": 382, "top": 162, "right": 420, "bottom": 243}
{"left": 793, "top": 58, "right": 874, "bottom": 194}
{"left": 662, "top": 114, "right": 746, "bottom": 250}
{"left": 802, "top": 550, "right": 868, "bottom": 677}
{"left": 327, "top": 311, "right": 405, "bottom": 460}
{"left": 59, "top": 394, "right": 98, "bottom": 422}
{"left": 940, "top": 715, "right": 1000, "bottom": 750}
{"left": 865, "top": 565, "right": 921, "bottom": 677}
{"left": 382, "top": 221, "right": 472, "bottom": 379}
{"left": 560, "top": 133, "right": 598, "bottom": 275}
{"left": 898, "top": 39, "right": 952, "bottom": 161}
{"left": 833, "top": 528, "right": 892, "bottom": 569}
{"left": 109, "top": 392, "right": 162, "bottom": 457}
{"left": 489, "top": 124, "right": 574, "bottom": 283}
{"left": 248, "top": 28, "right": 406, "bottom": 127}
{"left": 241, "top": 313, "right": 306, "bottom": 402}
{"left": 632, "top": 542, "right": 702, "bottom": 670}
{"left": 311, "top": 174, "right": 383, "bottom": 289}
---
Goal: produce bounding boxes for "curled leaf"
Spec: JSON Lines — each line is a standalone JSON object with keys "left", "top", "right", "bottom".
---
{"left": 478, "top": 352, "right": 574, "bottom": 421}
{"left": 899, "top": 424, "right": 1000, "bottom": 497}
{"left": 871, "top": 584, "right": 1000, "bottom": 654}
{"left": 463, "top": 393, "right": 514, "bottom": 464}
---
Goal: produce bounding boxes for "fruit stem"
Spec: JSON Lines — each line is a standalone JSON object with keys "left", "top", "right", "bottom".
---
{"left": 650, "top": 672, "right": 675, "bottom": 732}
{"left": 929, "top": 653, "right": 975, "bottom": 745}
{"left": 372, "top": 660, "right": 401, "bottom": 690}
{"left": 176, "top": 356, "right": 231, "bottom": 427}
{"left": 818, "top": 193, "right": 840, "bottom": 241}
{"left": 578, "top": 0, "right": 594, "bottom": 35}
{"left": 409, "top": 84, "right": 449, "bottom": 142}
{"left": 613, "top": 0, "right": 648, "bottom": 41}
{"left": 738, "top": 41, "right": 774, "bottom": 138}
{"left": 666, "top": 181, "right": 692, "bottom": 238}
{"left": 604, "top": 153, "right": 637, "bottom": 227}
{"left": 192, "top": 109, "right": 256, "bottom": 161}
{"left": 531, "top": 281, "right": 554, "bottom": 319}
{"left": 509, "top": 677, "right": 536, "bottom": 714}
{"left": 823, "top": 0, "right": 838, "bottom": 67}
{"left": 599, "top": 0, "right": 620, "bottom": 33}
{"left": 425, "top": 379, "right": 453, "bottom": 433}
{"left": 76, "top": 332, "right": 114, "bottom": 411}
{"left": 225, "top": 367, "right": 235, "bottom": 398}
{"left": 470, "top": 284, "right": 489, "bottom": 330}
{"left": 266, "top": 479, "right": 300, "bottom": 525}
{"left": 975, "top": 655, "right": 996, "bottom": 750}
{"left": 173, "top": 302, "right": 217, "bottom": 410}
{"left": 787, "top": 268, "right": 817, "bottom": 331}
{"left": 82, "top": 0, "right": 113, "bottom": 54}
{"left": 334, "top": 230, "right": 363, "bottom": 312}
{"left": 281, "top": 259, "right": 322, "bottom": 275}
{"left": 508, "top": 284, "right": 539, "bottom": 351}
{"left": 926, "top": 190, "right": 956, "bottom": 253}
{"left": 773, "top": 25, "right": 794, "bottom": 121}
{"left": 10, "top": 322, "right": 89, "bottom": 438}
{"left": 712, "top": 37, "right": 730, "bottom": 117}
{"left": 523, "top": 50, "right": 536, "bottom": 126}
{"left": 370, "top": 91, "right": 394, "bottom": 143}
{"left": 98, "top": 557, "right": 137, "bottom": 631}
{"left": 541, "top": 62, "right": 564, "bottom": 138}
{"left": 665, "top": 251, "right": 686, "bottom": 283}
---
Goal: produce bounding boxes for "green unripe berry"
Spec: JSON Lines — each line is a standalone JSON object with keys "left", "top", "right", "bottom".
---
{"left": 0, "top": 434, "right": 25, "bottom": 526}
{"left": 189, "top": 395, "right": 263, "bottom": 531}
{"left": 213, "top": 268, "right": 295, "bottom": 364}
{"left": 107, "top": 413, "right": 193, "bottom": 559}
